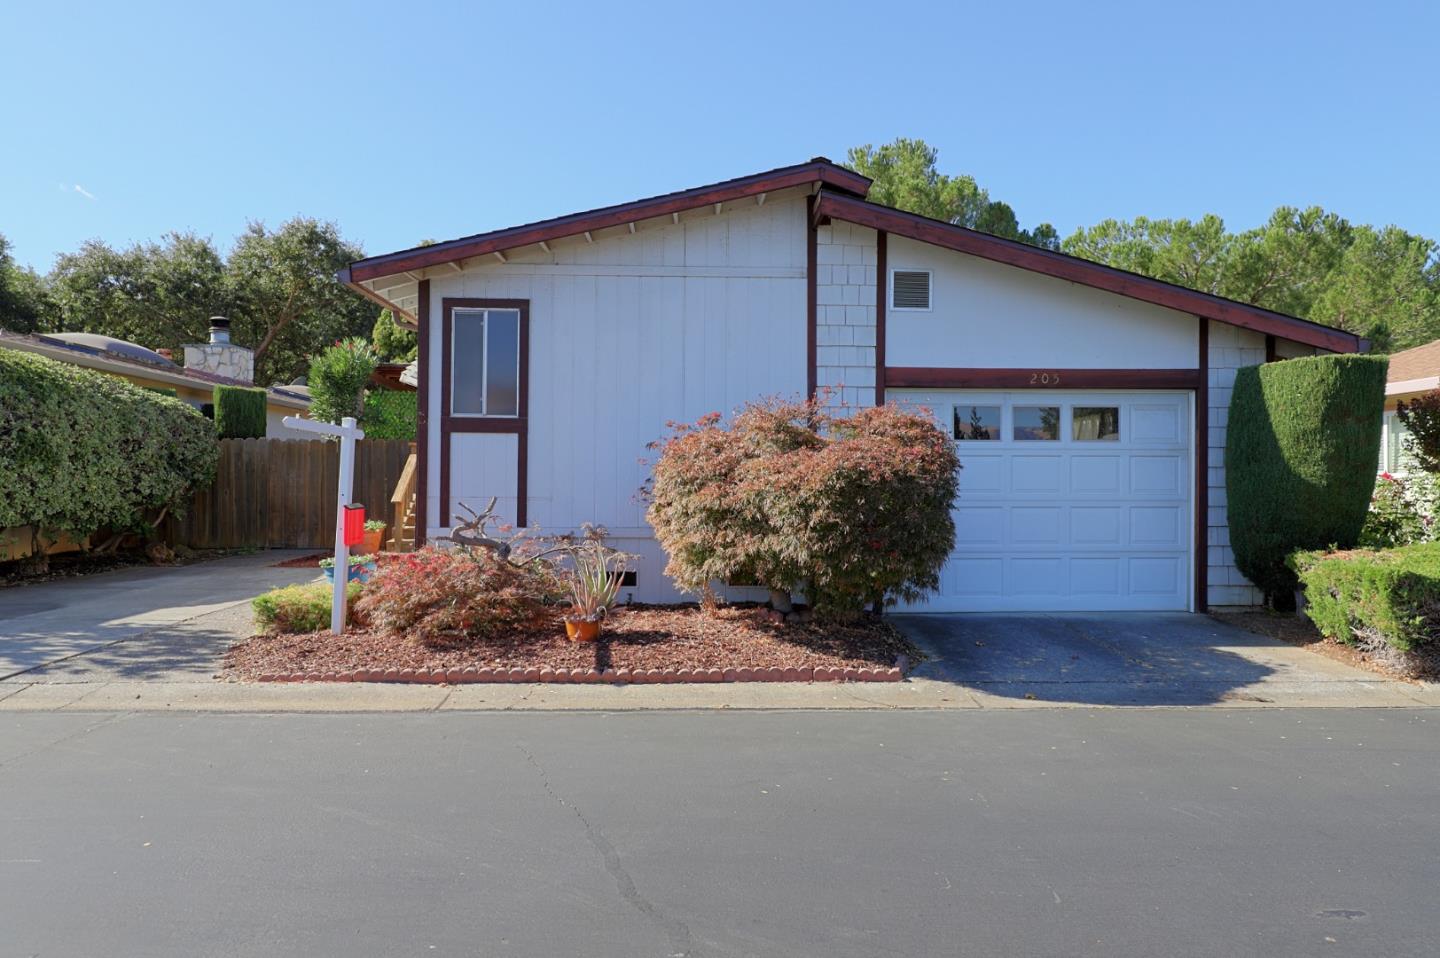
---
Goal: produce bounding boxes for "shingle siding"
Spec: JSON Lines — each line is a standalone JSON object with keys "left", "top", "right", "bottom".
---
{"left": 814, "top": 223, "right": 878, "bottom": 412}
{"left": 1207, "top": 320, "right": 1267, "bottom": 609}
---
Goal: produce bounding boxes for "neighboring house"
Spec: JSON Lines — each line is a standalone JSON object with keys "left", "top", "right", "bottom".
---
{"left": 1379, "top": 338, "right": 1440, "bottom": 474}
{"left": 0, "top": 319, "right": 313, "bottom": 439}
{"left": 340, "top": 158, "right": 1365, "bottom": 612}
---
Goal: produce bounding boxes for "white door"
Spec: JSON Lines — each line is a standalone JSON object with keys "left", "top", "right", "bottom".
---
{"left": 891, "top": 390, "right": 1193, "bottom": 612}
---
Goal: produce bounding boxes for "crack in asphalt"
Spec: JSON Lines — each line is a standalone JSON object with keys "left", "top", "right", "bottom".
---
{"left": 0, "top": 711, "right": 130, "bottom": 772}
{"left": 515, "top": 742, "right": 696, "bottom": 957}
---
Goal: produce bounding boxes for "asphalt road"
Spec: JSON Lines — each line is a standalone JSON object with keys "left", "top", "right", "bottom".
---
{"left": 3, "top": 709, "right": 1438, "bottom": 958}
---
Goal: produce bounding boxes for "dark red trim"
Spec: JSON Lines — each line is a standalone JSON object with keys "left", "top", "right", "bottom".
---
{"left": 815, "top": 191, "right": 1363, "bottom": 355}
{"left": 439, "top": 298, "right": 531, "bottom": 529}
{"left": 875, "top": 231, "right": 887, "bottom": 405}
{"left": 413, "top": 280, "right": 430, "bottom": 548}
{"left": 349, "top": 160, "right": 871, "bottom": 282}
{"left": 1265, "top": 334, "right": 1278, "bottom": 363}
{"left": 884, "top": 367, "right": 1202, "bottom": 390}
{"left": 806, "top": 194, "right": 817, "bottom": 400}
{"left": 1196, "top": 319, "right": 1209, "bottom": 613}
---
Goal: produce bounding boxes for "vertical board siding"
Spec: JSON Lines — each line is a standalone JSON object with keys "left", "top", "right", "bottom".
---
{"left": 164, "top": 438, "right": 412, "bottom": 549}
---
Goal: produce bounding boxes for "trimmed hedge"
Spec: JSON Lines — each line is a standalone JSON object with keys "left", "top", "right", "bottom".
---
{"left": 1226, "top": 354, "right": 1387, "bottom": 604}
{"left": 0, "top": 346, "right": 219, "bottom": 537}
{"left": 362, "top": 389, "right": 417, "bottom": 440}
{"left": 1291, "top": 544, "right": 1440, "bottom": 652}
{"left": 213, "top": 385, "right": 268, "bottom": 439}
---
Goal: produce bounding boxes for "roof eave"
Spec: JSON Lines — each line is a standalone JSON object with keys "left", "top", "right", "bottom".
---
{"left": 346, "top": 159, "right": 871, "bottom": 284}
{"left": 813, "top": 191, "right": 1364, "bottom": 355}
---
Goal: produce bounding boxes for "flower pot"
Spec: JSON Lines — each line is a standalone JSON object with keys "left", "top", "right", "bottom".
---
{"left": 357, "top": 528, "right": 385, "bottom": 555}
{"left": 565, "top": 618, "right": 602, "bottom": 642}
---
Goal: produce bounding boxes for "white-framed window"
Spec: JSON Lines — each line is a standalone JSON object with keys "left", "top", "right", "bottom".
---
{"left": 889, "top": 269, "right": 932, "bottom": 311}
{"left": 450, "top": 307, "right": 521, "bottom": 417}
{"left": 1384, "top": 410, "right": 1412, "bottom": 474}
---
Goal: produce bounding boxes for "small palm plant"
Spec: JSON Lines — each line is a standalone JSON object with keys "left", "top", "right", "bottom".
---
{"left": 562, "top": 528, "right": 632, "bottom": 641}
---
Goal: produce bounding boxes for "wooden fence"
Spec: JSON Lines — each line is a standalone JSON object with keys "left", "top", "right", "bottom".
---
{"left": 164, "top": 439, "right": 413, "bottom": 549}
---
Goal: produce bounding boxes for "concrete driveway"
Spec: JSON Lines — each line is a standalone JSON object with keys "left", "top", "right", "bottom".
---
{"left": 891, "top": 612, "right": 1424, "bottom": 707}
{"left": 0, "top": 551, "right": 319, "bottom": 681}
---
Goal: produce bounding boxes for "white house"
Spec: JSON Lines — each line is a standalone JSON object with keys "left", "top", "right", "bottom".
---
{"left": 340, "top": 159, "right": 1364, "bottom": 612}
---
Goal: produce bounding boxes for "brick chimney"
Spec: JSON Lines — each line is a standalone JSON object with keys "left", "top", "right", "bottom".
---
{"left": 183, "top": 317, "right": 254, "bottom": 384}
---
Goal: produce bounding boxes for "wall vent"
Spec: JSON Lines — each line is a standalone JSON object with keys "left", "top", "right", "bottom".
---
{"left": 891, "top": 270, "right": 931, "bottom": 310}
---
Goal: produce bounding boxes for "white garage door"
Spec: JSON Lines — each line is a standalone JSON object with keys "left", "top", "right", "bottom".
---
{"left": 892, "top": 390, "right": 1193, "bottom": 612}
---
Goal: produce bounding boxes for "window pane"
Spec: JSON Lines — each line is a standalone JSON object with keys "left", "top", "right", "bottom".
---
{"left": 451, "top": 310, "right": 486, "bottom": 414}
{"left": 484, "top": 309, "right": 520, "bottom": 416}
{"left": 1073, "top": 406, "right": 1120, "bottom": 441}
{"left": 953, "top": 404, "right": 1000, "bottom": 440}
{"left": 1013, "top": 406, "right": 1059, "bottom": 441}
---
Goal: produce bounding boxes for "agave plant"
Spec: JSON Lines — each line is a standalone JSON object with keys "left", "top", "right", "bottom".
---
{"left": 565, "top": 534, "right": 631, "bottom": 622}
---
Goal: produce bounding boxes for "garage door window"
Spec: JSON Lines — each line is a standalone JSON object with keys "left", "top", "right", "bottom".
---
{"left": 1014, "top": 406, "right": 1059, "bottom": 441}
{"left": 1072, "top": 406, "right": 1120, "bottom": 441}
{"left": 953, "top": 404, "right": 1001, "bottom": 440}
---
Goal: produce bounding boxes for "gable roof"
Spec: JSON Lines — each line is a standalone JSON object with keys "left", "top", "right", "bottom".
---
{"left": 1387, "top": 338, "right": 1440, "bottom": 383}
{"left": 342, "top": 158, "right": 870, "bottom": 285}
{"left": 813, "top": 190, "right": 1365, "bottom": 354}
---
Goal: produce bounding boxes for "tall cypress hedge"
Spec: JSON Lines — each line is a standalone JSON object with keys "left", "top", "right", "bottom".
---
{"left": 1226, "top": 353, "right": 1388, "bottom": 604}
{"left": 0, "top": 347, "right": 219, "bottom": 538}
{"left": 213, "top": 385, "right": 268, "bottom": 439}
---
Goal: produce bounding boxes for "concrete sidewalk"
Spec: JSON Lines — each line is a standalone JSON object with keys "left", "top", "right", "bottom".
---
{"left": 2, "top": 555, "right": 1437, "bottom": 712}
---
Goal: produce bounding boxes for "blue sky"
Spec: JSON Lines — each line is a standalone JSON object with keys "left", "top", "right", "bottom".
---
{"left": 4, "top": 0, "right": 1436, "bottom": 270}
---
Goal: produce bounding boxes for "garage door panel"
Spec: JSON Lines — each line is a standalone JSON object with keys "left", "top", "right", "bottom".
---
{"left": 1071, "top": 456, "right": 1122, "bottom": 494}
{"left": 1130, "top": 505, "right": 1182, "bottom": 545}
{"left": 1130, "top": 455, "right": 1183, "bottom": 494}
{"left": 1129, "top": 556, "right": 1184, "bottom": 595}
{"left": 1131, "top": 404, "right": 1183, "bottom": 443}
{"left": 1010, "top": 507, "right": 1063, "bottom": 544}
{"left": 962, "top": 456, "right": 1006, "bottom": 493}
{"left": 1011, "top": 456, "right": 1063, "bottom": 492}
{"left": 955, "top": 507, "right": 1004, "bottom": 545}
{"left": 893, "top": 388, "right": 1192, "bottom": 613}
{"left": 1071, "top": 506, "right": 1123, "bottom": 544}
{"left": 1070, "top": 558, "right": 1123, "bottom": 595}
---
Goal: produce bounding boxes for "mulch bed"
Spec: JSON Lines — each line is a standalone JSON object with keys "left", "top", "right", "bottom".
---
{"left": 1213, "top": 611, "right": 1432, "bottom": 683}
{"left": 271, "top": 552, "right": 334, "bottom": 568}
{"left": 224, "top": 605, "right": 920, "bottom": 684}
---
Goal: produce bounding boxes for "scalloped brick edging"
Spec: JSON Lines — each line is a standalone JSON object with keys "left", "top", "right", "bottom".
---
{"left": 253, "top": 662, "right": 907, "bottom": 685}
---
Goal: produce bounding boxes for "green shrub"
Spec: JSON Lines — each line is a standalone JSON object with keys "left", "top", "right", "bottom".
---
{"left": 1358, "top": 472, "right": 1437, "bottom": 548}
{"left": 144, "top": 386, "right": 179, "bottom": 399}
{"left": 646, "top": 398, "right": 960, "bottom": 616}
{"left": 213, "top": 385, "right": 268, "bottom": 438}
{"left": 1291, "top": 543, "right": 1440, "bottom": 652}
{"left": 0, "top": 346, "right": 219, "bottom": 538}
{"left": 362, "top": 389, "right": 416, "bottom": 440}
{"left": 309, "top": 337, "right": 378, "bottom": 428}
{"left": 1227, "top": 354, "right": 1388, "bottom": 604}
{"left": 252, "top": 582, "right": 362, "bottom": 633}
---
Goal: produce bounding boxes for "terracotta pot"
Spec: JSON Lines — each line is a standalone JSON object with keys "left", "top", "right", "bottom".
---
{"left": 357, "top": 528, "right": 385, "bottom": 555}
{"left": 565, "top": 618, "right": 602, "bottom": 642}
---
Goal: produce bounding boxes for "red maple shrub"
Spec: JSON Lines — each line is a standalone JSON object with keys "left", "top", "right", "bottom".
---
{"left": 355, "top": 546, "right": 560, "bottom": 641}
{"left": 646, "top": 397, "right": 959, "bottom": 617}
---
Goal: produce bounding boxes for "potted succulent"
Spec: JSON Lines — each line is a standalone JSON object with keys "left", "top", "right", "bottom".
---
{"left": 358, "top": 518, "right": 387, "bottom": 555}
{"left": 563, "top": 536, "right": 630, "bottom": 642}
{"left": 321, "top": 553, "right": 378, "bottom": 584}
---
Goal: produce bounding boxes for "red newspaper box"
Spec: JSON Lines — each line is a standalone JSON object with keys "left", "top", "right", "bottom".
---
{"left": 343, "top": 504, "right": 366, "bottom": 547}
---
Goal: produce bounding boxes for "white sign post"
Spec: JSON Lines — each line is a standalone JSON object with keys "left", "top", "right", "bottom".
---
{"left": 283, "top": 415, "right": 366, "bottom": 634}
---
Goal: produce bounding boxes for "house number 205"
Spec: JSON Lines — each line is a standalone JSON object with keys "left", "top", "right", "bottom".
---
{"left": 1029, "top": 371, "right": 1062, "bottom": 385}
